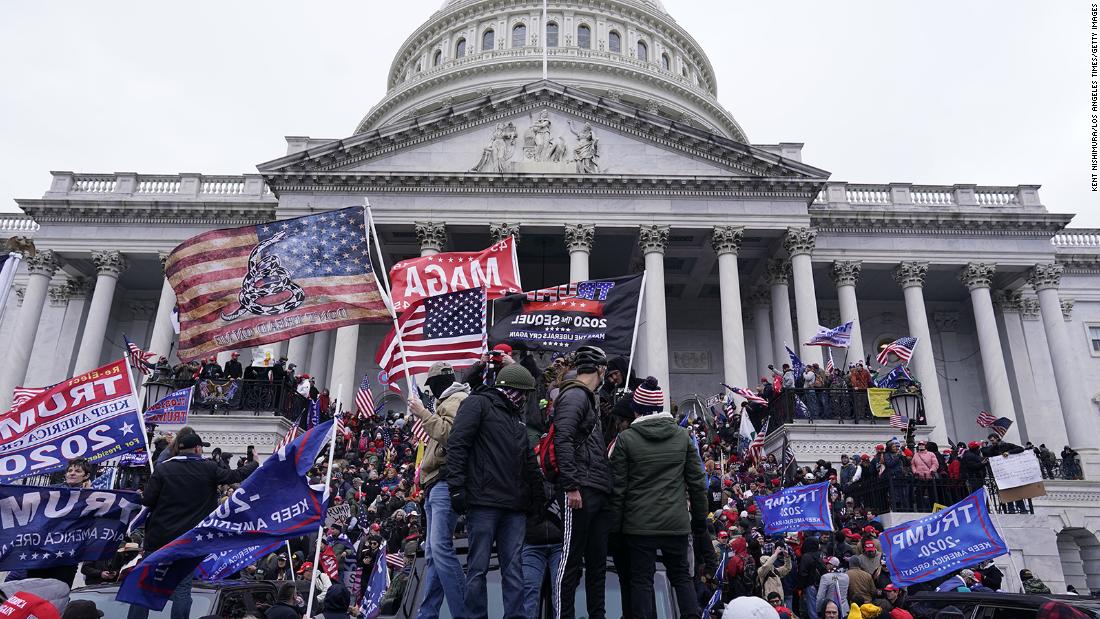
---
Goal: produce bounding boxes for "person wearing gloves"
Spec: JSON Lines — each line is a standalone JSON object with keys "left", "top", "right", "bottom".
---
{"left": 609, "top": 377, "right": 708, "bottom": 619}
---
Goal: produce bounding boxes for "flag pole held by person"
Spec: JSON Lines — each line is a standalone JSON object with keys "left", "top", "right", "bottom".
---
{"left": 305, "top": 398, "right": 344, "bottom": 618}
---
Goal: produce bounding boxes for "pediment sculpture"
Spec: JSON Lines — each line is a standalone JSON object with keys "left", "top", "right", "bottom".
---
{"left": 470, "top": 109, "right": 600, "bottom": 174}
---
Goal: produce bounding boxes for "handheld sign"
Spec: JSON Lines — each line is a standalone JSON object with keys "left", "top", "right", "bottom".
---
{"left": 988, "top": 451, "right": 1043, "bottom": 490}
{"left": 757, "top": 481, "right": 834, "bottom": 535}
{"left": 879, "top": 488, "right": 1007, "bottom": 587}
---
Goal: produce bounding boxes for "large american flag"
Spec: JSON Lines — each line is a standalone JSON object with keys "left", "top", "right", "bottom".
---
{"left": 164, "top": 207, "right": 389, "bottom": 362}
{"left": 375, "top": 287, "right": 487, "bottom": 385}
{"left": 355, "top": 373, "right": 376, "bottom": 419}
{"left": 729, "top": 385, "right": 767, "bottom": 406}
{"left": 877, "top": 336, "right": 918, "bottom": 366}
{"left": 124, "top": 334, "right": 156, "bottom": 376}
{"left": 748, "top": 419, "right": 769, "bottom": 463}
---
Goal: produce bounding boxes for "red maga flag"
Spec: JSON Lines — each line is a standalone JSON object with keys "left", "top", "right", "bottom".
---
{"left": 165, "top": 207, "right": 389, "bottom": 361}
{"left": 388, "top": 237, "right": 521, "bottom": 311}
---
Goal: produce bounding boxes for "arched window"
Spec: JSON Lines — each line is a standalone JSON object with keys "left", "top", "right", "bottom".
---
{"left": 433, "top": 50, "right": 442, "bottom": 66}
{"left": 546, "top": 22, "right": 559, "bottom": 47}
{"left": 482, "top": 29, "right": 495, "bottom": 51}
{"left": 662, "top": 52, "right": 670, "bottom": 70}
{"left": 577, "top": 24, "right": 591, "bottom": 49}
{"left": 456, "top": 38, "right": 466, "bottom": 58}
{"left": 512, "top": 23, "right": 526, "bottom": 47}
{"left": 608, "top": 30, "right": 621, "bottom": 53}
{"left": 637, "top": 41, "right": 648, "bottom": 61}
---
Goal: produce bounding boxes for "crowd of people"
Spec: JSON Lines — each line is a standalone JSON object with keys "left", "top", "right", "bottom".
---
{"left": 2, "top": 345, "right": 1093, "bottom": 619}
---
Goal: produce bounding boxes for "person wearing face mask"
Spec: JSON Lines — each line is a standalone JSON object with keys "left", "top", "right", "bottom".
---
{"left": 407, "top": 362, "right": 470, "bottom": 619}
{"left": 446, "top": 363, "right": 546, "bottom": 619}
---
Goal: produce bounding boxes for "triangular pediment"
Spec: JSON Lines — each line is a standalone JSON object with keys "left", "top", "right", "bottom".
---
{"left": 257, "top": 81, "right": 829, "bottom": 182}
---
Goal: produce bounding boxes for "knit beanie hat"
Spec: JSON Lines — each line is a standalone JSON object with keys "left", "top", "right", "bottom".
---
{"left": 632, "top": 376, "right": 664, "bottom": 414}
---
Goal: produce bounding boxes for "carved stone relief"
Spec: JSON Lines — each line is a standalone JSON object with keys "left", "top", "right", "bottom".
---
{"left": 469, "top": 109, "right": 601, "bottom": 174}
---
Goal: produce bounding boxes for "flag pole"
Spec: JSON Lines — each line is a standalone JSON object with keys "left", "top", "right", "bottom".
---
{"left": 122, "top": 350, "right": 155, "bottom": 475}
{"left": 305, "top": 397, "right": 342, "bottom": 618}
{"left": 363, "top": 201, "right": 417, "bottom": 396}
{"left": 285, "top": 540, "right": 295, "bottom": 580}
{"left": 623, "top": 270, "right": 647, "bottom": 389}
{"left": 541, "top": 0, "right": 548, "bottom": 80}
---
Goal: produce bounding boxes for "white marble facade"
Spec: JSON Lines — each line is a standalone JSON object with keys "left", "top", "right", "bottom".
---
{"left": 3, "top": 0, "right": 1100, "bottom": 593}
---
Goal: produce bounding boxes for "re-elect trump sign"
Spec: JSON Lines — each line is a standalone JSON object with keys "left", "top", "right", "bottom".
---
{"left": 757, "top": 481, "right": 834, "bottom": 535}
{"left": 879, "top": 488, "right": 1007, "bottom": 587}
{"left": 0, "top": 359, "right": 145, "bottom": 483}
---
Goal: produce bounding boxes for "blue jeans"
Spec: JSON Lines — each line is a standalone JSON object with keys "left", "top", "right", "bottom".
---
{"left": 465, "top": 506, "right": 525, "bottom": 619}
{"left": 127, "top": 572, "right": 193, "bottom": 619}
{"left": 521, "top": 543, "right": 562, "bottom": 619}
{"left": 417, "top": 481, "right": 467, "bottom": 619}
{"left": 803, "top": 584, "right": 819, "bottom": 619}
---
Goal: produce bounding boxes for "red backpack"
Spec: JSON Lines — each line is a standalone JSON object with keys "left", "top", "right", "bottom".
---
{"left": 534, "top": 383, "right": 593, "bottom": 482}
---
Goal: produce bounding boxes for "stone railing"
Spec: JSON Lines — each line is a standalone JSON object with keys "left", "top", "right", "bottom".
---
{"left": 813, "top": 182, "right": 1040, "bottom": 208}
{"left": 1052, "top": 229, "right": 1100, "bottom": 248}
{"left": 46, "top": 171, "right": 275, "bottom": 202}
{"left": 0, "top": 217, "right": 40, "bottom": 233}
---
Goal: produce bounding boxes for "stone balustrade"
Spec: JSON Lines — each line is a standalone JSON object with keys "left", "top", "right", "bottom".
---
{"left": 1053, "top": 229, "right": 1100, "bottom": 248}
{"left": 0, "top": 217, "right": 40, "bottom": 233}
{"left": 44, "top": 171, "right": 274, "bottom": 201}
{"left": 813, "top": 182, "right": 1040, "bottom": 208}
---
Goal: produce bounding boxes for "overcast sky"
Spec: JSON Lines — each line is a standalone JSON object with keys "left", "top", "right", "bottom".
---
{"left": 1, "top": 1, "right": 1096, "bottom": 225}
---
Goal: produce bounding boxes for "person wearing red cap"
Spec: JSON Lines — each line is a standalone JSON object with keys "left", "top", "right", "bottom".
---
{"left": 961, "top": 440, "right": 989, "bottom": 493}
{"left": 198, "top": 355, "right": 223, "bottom": 380}
{"left": 222, "top": 351, "right": 243, "bottom": 379}
{"left": 847, "top": 539, "right": 883, "bottom": 579}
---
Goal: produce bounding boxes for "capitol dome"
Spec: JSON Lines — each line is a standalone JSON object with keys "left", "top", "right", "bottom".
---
{"left": 354, "top": 0, "right": 747, "bottom": 142}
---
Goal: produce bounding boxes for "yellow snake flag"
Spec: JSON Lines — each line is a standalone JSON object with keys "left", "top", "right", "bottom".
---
{"left": 867, "top": 388, "right": 895, "bottom": 418}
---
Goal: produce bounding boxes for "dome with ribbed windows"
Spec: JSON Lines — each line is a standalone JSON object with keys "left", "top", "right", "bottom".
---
{"left": 355, "top": 0, "right": 747, "bottom": 142}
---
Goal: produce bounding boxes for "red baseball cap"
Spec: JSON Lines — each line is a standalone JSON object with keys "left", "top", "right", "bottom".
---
{"left": 864, "top": 540, "right": 876, "bottom": 551}
{"left": 883, "top": 584, "right": 899, "bottom": 592}
{"left": 493, "top": 343, "right": 513, "bottom": 355}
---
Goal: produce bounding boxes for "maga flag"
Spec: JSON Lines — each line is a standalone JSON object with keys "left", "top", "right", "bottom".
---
{"left": 165, "top": 207, "right": 389, "bottom": 362}
{"left": 117, "top": 419, "right": 335, "bottom": 611}
{"left": 388, "top": 236, "right": 521, "bottom": 311}
{"left": 490, "top": 273, "right": 642, "bottom": 355}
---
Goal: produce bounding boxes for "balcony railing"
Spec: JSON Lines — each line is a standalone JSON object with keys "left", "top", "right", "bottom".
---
{"left": 142, "top": 377, "right": 312, "bottom": 421}
{"left": 762, "top": 387, "right": 927, "bottom": 429}
{"left": 845, "top": 467, "right": 1035, "bottom": 516}
{"left": 812, "top": 183, "right": 1041, "bottom": 209}
{"left": 44, "top": 171, "right": 275, "bottom": 202}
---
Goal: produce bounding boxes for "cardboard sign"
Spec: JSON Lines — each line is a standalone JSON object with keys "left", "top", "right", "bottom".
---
{"left": 988, "top": 451, "right": 1043, "bottom": 490}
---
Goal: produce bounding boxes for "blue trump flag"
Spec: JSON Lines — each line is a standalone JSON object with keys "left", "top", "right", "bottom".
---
{"left": 805, "top": 321, "right": 853, "bottom": 348}
{"left": 359, "top": 549, "right": 389, "bottom": 619}
{"left": 0, "top": 485, "right": 142, "bottom": 570}
{"left": 785, "top": 345, "right": 804, "bottom": 376}
{"left": 756, "top": 481, "right": 834, "bottom": 536}
{"left": 196, "top": 540, "right": 284, "bottom": 581}
{"left": 117, "top": 419, "right": 335, "bottom": 611}
{"left": 874, "top": 365, "right": 913, "bottom": 389}
{"left": 879, "top": 487, "right": 1007, "bottom": 587}
{"left": 144, "top": 386, "right": 192, "bottom": 425}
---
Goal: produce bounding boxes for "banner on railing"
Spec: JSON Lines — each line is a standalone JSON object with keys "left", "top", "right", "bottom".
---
{"left": 0, "top": 359, "right": 145, "bottom": 483}
{"left": 144, "top": 386, "right": 192, "bottom": 425}
{"left": 756, "top": 481, "right": 834, "bottom": 535}
{"left": 195, "top": 379, "right": 241, "bottom": 408}
{"left": 879, "top": 488, "right": 1007, "bottom": 587}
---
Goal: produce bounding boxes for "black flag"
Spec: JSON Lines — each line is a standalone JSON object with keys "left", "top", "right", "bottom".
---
{"left": 490, "top": 273, "right": 643, "bottom": 355}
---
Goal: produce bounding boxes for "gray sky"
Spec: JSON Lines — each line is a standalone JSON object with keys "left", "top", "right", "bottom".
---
{"left": 1, "top": 1, "right": 1096, "bottom": 225}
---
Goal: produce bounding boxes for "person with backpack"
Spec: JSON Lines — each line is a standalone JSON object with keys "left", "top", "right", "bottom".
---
{"left": 446, "top": 363, "right": 546, "bottom": 619}
{"left": 608, "top": 377, "right": 708, "bottom": 619}
{"left": 550, "top": 345, "right": 614, "bottom": 619}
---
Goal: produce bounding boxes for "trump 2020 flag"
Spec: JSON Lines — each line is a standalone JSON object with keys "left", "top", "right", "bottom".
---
{"left": 879, "top": 488, "right": 1007, "bottom": 587}
{"left": 0, "top": 485, "right": 142, "bottom": 570}
{"left": 359, "top": 549, "right": 389, "bottom": 619}
{"left": 165, "top": 207, "right": 390, "bottom": 362}
{"left": 805, "top": 321, "right": 853, "bottom": 348}
{"left": 756, "top": 481, "right": 834, "bottom": 536}
{"left": 196, "top": 540, "right": 284, "bottom": 581}
{"left": 117, "top": 419, "right": 336, "bottom": 611}
{"left": 143, "top": 386, "right": 192, "bottom": 425}
{"left": 0, "top": 359, "right": 146, "bottom": 483}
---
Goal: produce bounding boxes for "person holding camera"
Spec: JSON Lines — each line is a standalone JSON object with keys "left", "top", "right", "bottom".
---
{"left": 758, "top": 541, "right": 793, "bottom": 603}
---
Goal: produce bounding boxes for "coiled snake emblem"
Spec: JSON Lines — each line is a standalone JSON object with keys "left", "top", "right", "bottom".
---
{"left": 221, "top": 231, "right": 306, "bottom": 321}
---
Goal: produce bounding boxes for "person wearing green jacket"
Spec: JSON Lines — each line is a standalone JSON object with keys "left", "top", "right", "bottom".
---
{"left": 609, "top": 377, "right": 708, "bottom": 619}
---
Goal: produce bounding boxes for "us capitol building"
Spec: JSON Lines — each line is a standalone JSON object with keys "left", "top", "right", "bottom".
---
{"left": 2, "top": 0, "right": 1100, "bottom": 592}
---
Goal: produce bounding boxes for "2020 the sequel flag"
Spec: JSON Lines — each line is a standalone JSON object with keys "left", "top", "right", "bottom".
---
{"left": 0, "top": 359, "right": 145, "bottom": 483}
{"left": 117, "top": 420, "right": 336, "bottom": 611}
{"left": 0, "top": 485, "right": 142, "bottom": 571}
{"left": 388, "top": 236, "right": 521, "bottom": 311}
{"left": 490, "top": 273, "right": 642, "bottom": 355}
{"left": 165, "top": 207, "right": 389, "bottom": 362}
{"left": 879, "top": 488, "right": 1007, "bottom": 587}
{"left": 756, "top": 481, "right": 834, "bottom": 536}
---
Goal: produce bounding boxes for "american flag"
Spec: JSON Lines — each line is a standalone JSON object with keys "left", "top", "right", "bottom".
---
{"left": 411, "top": 388, "right": 432, "bottom": 444}
{"left": 889, "top": 410, "right": 910, "bottom": 430}
{"left": 748, "top": 419, "right": 769, "bottom": 463}
{"left": 375, "top": 287, "right": 487, "bottom": 385}
{"left": 91, "top": 467, "right": 115, "bottom": 490}
{"left": 728, "top": 385, "right": 767, "bottom": 406}
{"left": 975, "top": 410, "right": 998, "bottom": 428}
{"left": 877, "top": 336, "right": 918, "bottom": 366}
{"left": 124, "top": 334, "right": 157, "bottom": 376}
{"left": 274, "top": 415, "right": 302, "bottom": 451}
{"left": 8, "top": 385, "right": 47, "bottom": 412}
{"left": 825, "top": 348, "right": 835, "bottom": 373}
{"left": 385, "top": 551, "right": 406, "bottom": 571}
{"left": 355, "top": 373, "right": 376, "bottom": 419}
{"left": 781, "top": 435, "right": 798, "bottom": 484}
{"left": 976, "top": 412, "right": 1013, "bottom": 438}
{"left": 164, "top": 207, "right": 389, "bottom": 362}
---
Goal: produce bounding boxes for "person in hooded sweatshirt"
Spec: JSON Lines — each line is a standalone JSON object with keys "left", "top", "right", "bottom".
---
{"left": 609, "top": 377, "right": 708, "bottom": 619}
{"left": 314, "top": 582, "right": 351, "bottom": 619}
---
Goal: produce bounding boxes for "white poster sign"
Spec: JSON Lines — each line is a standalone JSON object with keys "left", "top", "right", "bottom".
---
{"left": 988, "top": 450, "right": 1044, "bottom": 490}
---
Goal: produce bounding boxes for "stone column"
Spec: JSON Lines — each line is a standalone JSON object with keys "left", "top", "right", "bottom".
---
{"left": 765, "top": 259, "right": 795, "bottom": 368}
{"left": 894, "top": 262, "right": 947, "bottom": 444}
{"left": 489, "top": 222, "right": 521, "bottom": 246}
{"left": 565, "top": 223, "right": 594, "bottom": 282}
{"left": 286, "top": 336, "right": 311, "bottom": 371}
{"left": 750, "top": 290, "right": 773, "bottom": 380}
{"left": 415, "top": 221, "right": 446, "bottom": 257}
{"left": 960, "top": 263, "right": 1020, "bottom": 443}
{"left": 712, "top": 226, "right": 747, "bottom": 388}
{"left": 831, "top": 260, "right": 866, "bottom": 364}
{"left": 1028, "top": 264, "right": 1098, "bottom": 454}
{"left": 148, "top": 253, "right": 177, "bottom": 362}
{"left": 0, "top": 250, "right": 60, "bottom": 411}
{"left": 784, "top": 227, "right": 822, "bottom": 366}
{"left": 330, "top": 325, "right": 360, "bottom": 412}
{"left": 639, "top": 225, "right": 670, "bottom": 401}
{"left": 309, "top": 329, "right": 332, "bottom": 387}
{"left": 74, "top": 250, "right": 127, "bottom": 374}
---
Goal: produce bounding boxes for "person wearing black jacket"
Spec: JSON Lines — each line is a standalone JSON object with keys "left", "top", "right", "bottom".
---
{"left": 222, "top": 352, "right": 243, "bottom": 379}
{"left": 797, "top": 536, "right": 827, "bottom": 619}
{"left": 128, "top": 433, "right": 258, "bottom": 619}
{"left": 264, "top": 582, "right": 302, "bottom": 619}
{"left": 961, "top": 441, "right": 988, "bottom": 493}
{"left": 553, "top": 345, "right": 613, "bottom": 619}
{"left": 446, "top": 364, "right": 545, "bottom": 619}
